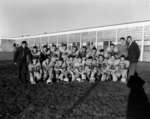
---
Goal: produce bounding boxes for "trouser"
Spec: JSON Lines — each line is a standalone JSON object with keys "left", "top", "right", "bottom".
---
{"left": 121, "top": 70, "right": 128, "bottom": 78}
{"left": 111, "top": 71, "right": 121, "bottom": 82}
{"left": 128, "top": 62, "right": 137, "bottom": 80}
{"left": 18, "top": 62, "right": 28, "bottom": 84}
{"left": 120, "top": 69, "right": 128, "bottom": 83}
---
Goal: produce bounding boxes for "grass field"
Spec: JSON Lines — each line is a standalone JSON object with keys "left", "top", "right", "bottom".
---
{"left": 0, "top": 52, "right": 13, "bottom": 61}
{"left": 0, "top": 59, "right": 150, "bottom": 119}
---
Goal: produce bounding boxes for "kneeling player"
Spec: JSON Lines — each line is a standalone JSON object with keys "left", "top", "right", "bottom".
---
{"left": 42, "top": 58, "right": 51, "bottom": 82}
{"left": 90, "top": 66, "right": 98, "bottom": 83}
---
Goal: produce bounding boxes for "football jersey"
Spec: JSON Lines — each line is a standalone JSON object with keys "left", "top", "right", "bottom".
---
{"left": 107, "top": 59, "right": 116, "bottom": 70}
{"left": 119, "top": 60, "right": 130, "bottom": 70}
{"left": 107, "top": 59, "right": 120, "bottom": 71}
{"left": 54, "top": 62, "right": 63, "bottom": 71}
{"left": 42, "top": 61, "right": 50, "bottom": 71}
{"left": 31, "top": 51, "right": 41, "bottom": 59}
{"left": 101, "top": 59, "right": 108, "bottom": 70}
{"left": 32, "top": 62, "right": 41, "bottom": 72}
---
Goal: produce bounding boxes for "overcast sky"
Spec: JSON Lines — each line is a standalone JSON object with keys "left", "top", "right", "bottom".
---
{"left": 0, "top": 0, "right": 150, "bottom": 38}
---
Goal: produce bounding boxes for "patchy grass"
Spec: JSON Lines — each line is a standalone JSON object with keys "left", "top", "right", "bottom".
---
{"left": 0, "top": 61, "right": 150, "bottom": 119}
{"left": 0, "top": 52, "right": 13, "bottom": 61}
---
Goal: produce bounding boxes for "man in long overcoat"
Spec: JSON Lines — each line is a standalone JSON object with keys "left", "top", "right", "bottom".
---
{"left": 13, "top": 41, "right": 31, "bottom": 84}
{"left": 126, "top": 36, "right": 140, "bottom": 79}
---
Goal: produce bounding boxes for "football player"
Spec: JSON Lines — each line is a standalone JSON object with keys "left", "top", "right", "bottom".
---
{"left": 119, "top": 55, "right": 130, "bottom": 83}
{"left": 28, "top": 58, "right": 42, "bottom": 84}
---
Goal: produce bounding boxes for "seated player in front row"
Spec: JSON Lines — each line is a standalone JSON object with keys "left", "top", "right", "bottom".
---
{"left": 106, "top": 54, "right": 120, "bottom": 82}
{"left": 28, "top": 58, "right": 42, "bottom": 84}
{"left": 44, "top": 57, "right": 57, "bottom": 84}
{"left": 100, "top": 53, "right": 110, "bottom": 81}
{"left": 90, "top": 66, "right": 98, "bottom": 82}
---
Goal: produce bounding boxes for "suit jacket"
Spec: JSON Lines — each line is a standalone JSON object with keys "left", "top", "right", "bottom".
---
{"left": 13, "top": 46, "right": 31, "bottom": 64}
{"left": 127, "top": 41, "right": 140, "bottom": 63}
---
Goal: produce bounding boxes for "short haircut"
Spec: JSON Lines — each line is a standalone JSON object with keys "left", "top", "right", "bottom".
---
{"left": 92, "top": 47, "right": 97, "bottom": 50}
{"left": 99, "top": 55, "right": 104, "bottom": 59}
{"left": 88, "top": 56, "right": 93, "bottom": 59}
{"left": 59, "top": 57, "right": 64, "bottom": 61}
{"left": 110, "top": 43, "right": 115, "bottom": 46}
{"left": 61, "top": 43, "right": 67, "bottom": 47}
{"left": 33, "top": 46, "right": 37, "bottom": 49}
{"left": 13, "top": 43, "right": 16, "bottom": 47}
{"left": 120, "top": 37, "right": 125, "bottom": 41}
{"left": 120, "top": 55, "right": 126, "bottom": 58}
{"left": 22, "top": 41, "right": 27, "bottom": 44}
{"left": 127, "top": 35, "right": 132, "bottom": 39}
{"left": 52, "top": 43, "right": 56, "bottom": 47}
{"left": 100, "top": 49, "right": 104, "bottom": 52}
{"left": 82, "top": 46, "right": 87, "bottom": 49}
{"left": 43, "top": 45, "right": 47, "bottom": 48}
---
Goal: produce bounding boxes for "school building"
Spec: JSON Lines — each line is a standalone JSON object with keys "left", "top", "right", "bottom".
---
{"left": 0, "top": 20, "right": 150, "bottom": 62}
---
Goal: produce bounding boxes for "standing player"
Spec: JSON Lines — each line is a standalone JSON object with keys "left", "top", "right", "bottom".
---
{"left": 31, "top": 46, "right": 41, "bottom": 59}
{"left": 119, "top": 55, "right": 130, "bottom": 83}
{"left": 117, "top": 37, "right": 128, "bottom": 58}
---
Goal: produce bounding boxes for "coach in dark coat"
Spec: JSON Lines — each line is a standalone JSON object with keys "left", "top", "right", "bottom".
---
{"left": 127, "top": 36, "right": 140, "bottom": 79}
{"left": 13, "top": 41, "right": 31, "bottom": 84}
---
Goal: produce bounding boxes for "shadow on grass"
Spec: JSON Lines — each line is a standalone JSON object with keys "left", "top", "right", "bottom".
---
{"left": 60, "top": 80, "right": 100, "bottom": 119}
{"left": 127, "top": 73, "right": 150, "bottom": 119}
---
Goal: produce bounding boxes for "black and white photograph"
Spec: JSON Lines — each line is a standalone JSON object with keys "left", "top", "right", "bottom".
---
{"left": 0, "top": 0, "right": 150, "bottom": 119}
